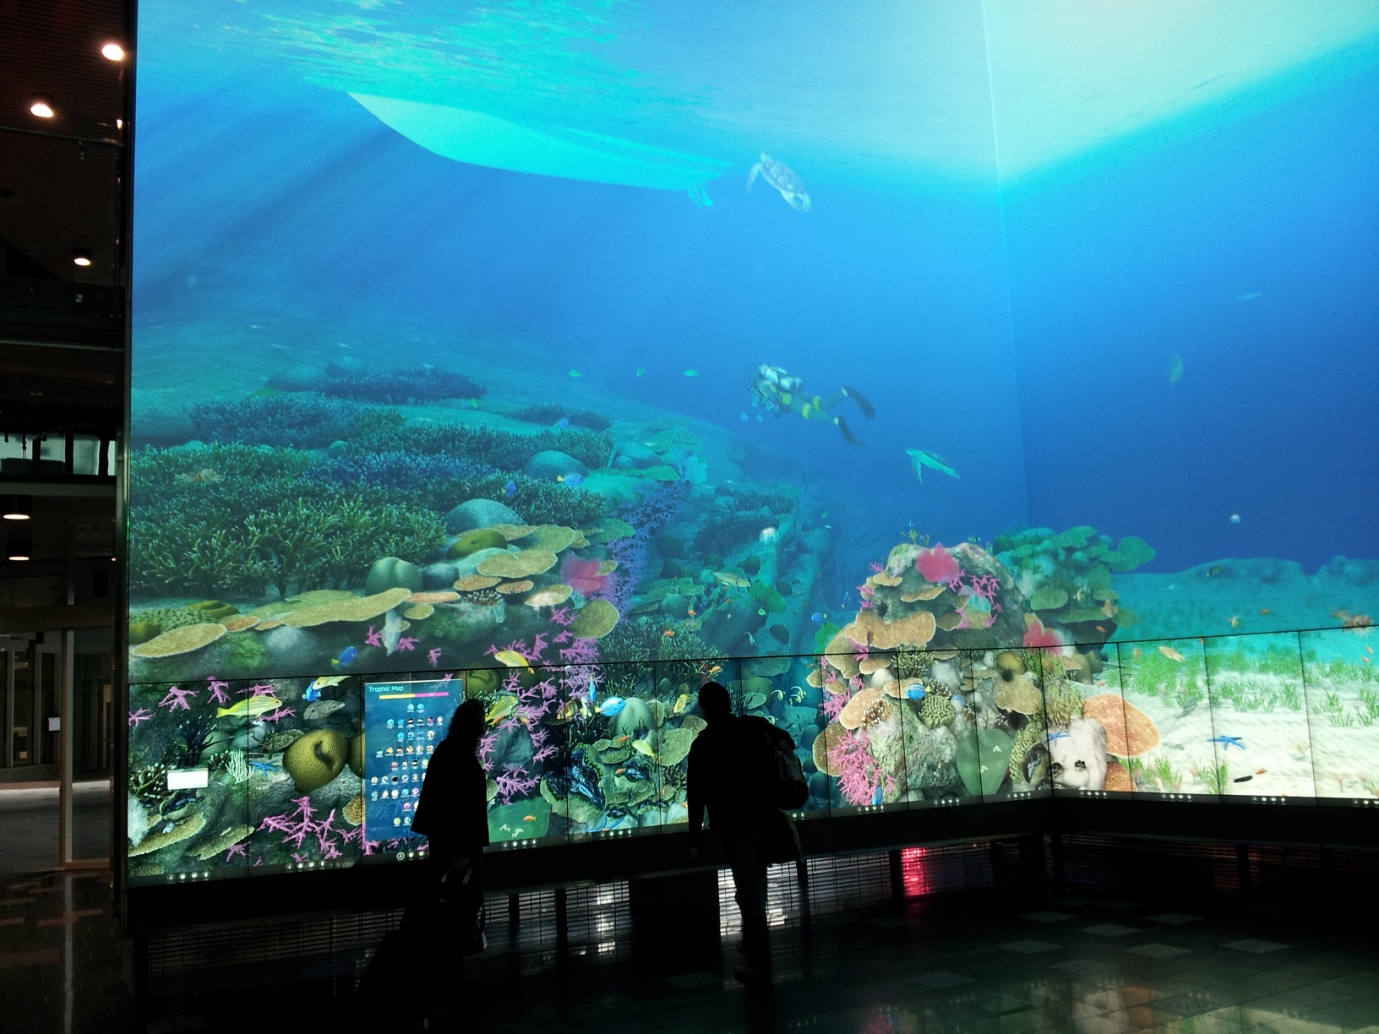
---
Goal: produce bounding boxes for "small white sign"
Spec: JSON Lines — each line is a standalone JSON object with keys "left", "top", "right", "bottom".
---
{"left": 166, "top": 768, "right": 209, "bottom": 790}
{"left": 46, "top": 717, "right": 60, "bottom": 732}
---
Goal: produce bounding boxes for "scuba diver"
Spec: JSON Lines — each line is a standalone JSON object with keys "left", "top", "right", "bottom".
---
{"left": 749, "top": 363, "right": 875, "bottom": 445}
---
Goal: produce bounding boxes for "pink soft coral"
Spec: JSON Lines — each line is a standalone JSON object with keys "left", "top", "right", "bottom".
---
{"left": 914, "top": 544, "right": 961, "bottom": 585}
{"left": 828, "top": 729, "right": 881, "bottom": 807}
{"left": 1023, "top": 615, "right": 1065, "bottom": 653}
{"left": 561, "top": 555, "right": 608, "bottom": 595}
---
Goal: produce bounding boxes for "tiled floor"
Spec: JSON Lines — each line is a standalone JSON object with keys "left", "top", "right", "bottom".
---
{"left": 3, "top": 866, "right": 1378, "bottom": 1034}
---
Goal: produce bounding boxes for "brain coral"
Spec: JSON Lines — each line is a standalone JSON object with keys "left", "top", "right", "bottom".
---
{"left": 569, "top": 599, "right": 619, "bottom": 639}
{"left": 919, "top": 694, "right": 956, "bottom": 729}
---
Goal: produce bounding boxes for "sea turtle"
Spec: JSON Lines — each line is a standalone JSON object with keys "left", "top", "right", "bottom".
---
{"left": 746, "top": 152, "right": 811, "bottom": 212}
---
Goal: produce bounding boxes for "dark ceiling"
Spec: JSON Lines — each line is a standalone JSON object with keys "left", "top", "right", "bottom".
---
{"left": 0, "top": 0, "right": 126, "bottom": 571}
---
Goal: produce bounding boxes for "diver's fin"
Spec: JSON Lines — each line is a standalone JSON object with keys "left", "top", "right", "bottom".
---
{"left": 842, "top": 385, "right": 875, "bottom": 419}
{"left": 836, "top": 416, "right": 864, "bottom": 446}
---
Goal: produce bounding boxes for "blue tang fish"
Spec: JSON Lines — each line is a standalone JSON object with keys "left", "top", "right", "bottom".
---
{"left": 870, "top": 785, "right": 883, "bottom": 806}
{"left": 332, "top": 646, "right": 357, "bottom": 667}
{"left": 596, "top": 696, "right": 626, "bottom": 717}
{"left": 586, "top": 679, "right": 598, "bottom": 704}
{"left": 904, "top": 685, "right": 926, "bottom": 701}
{"left": 503, "top": 479, "right": 517, "bottom": 498}
{"left": 554, "top": 417, "right": 570, "bottom": 428}
{"left": 303, "top": 685, "right": 321, "bottom": 703}
{"left": 810, "top": 611, "right": 825, "bottom": 624}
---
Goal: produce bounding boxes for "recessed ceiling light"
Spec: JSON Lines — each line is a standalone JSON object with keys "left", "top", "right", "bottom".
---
{"left": 1, "top": 496, "right": 32, "bottom": 520}
{"left": 30, "top": 96, "right": 55, "bottom": 119}
{"left": 101, "top": 42, "right": 126, "bottom": 61}
{"left": 6, "top": 531, "right": 32, "bottom": 561}
{"left": 73, "top": 248, "right": 93, "bottom": 267}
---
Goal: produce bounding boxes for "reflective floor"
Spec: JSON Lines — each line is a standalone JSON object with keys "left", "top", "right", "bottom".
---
{"left": 2, "top": 865, "right": 1378, "bottom": 1034}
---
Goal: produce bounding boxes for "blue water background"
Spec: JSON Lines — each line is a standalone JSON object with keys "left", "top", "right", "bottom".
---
{"left": 132, "top": 3, "right": 1379, "bottom": 588}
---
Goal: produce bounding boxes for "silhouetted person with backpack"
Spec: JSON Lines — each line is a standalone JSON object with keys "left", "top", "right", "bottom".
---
{"left": 687, "top": 681, "right": 800, "bottom": 984}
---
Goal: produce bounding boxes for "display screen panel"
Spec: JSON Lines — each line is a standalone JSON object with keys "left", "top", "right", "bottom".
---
{"left": 127, "top": 2, "right": 1379, "bottom": 885}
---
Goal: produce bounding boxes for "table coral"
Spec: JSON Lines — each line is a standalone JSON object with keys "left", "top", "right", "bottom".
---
{"left": 132, "top": 623, "right": 227, "bottom": 659}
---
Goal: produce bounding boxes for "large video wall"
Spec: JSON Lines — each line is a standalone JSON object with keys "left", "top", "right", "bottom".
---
{"left": 126, "top": 2, "right": 1379, "bottom": 883}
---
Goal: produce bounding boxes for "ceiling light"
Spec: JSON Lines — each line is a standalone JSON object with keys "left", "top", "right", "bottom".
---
{"left": 1, "top": 495, "right": 32, "bottom": 520}
{"left": 73, "top": 248, "right": 93, "bottom": 267}
{"left": 6, "top": 532, "right": 32, "bottom": 562}
{"left": 30, "top": 96, "right": 55, "bottom": 119}
{"left": 101, "top": 42, "right": 126, "bottom": 61}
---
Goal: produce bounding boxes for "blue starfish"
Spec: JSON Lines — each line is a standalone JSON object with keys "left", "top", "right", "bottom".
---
{"left": 1207, "top": 735, "right": 1245, "bottom": 750}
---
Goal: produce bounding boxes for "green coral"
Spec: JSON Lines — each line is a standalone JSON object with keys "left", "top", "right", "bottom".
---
{"left": 1038, "top": 679, "right": 1085, "bottom": 729}
{"left": 919, "top": 694, "right": 956, "bottom": 729}
{"left": 129, "top": 444, "right": 445, "bottom": 598}
{"left": 956, "top": 727, "right": 1012, "bottom": 796}
{"left": 1008, "top": 722, "right": 1047, "bottom": 783}
{"left": 467, "top": 668, "right": 501, "bottom": 694}
{"left": 894, "top": 651, "right": 931, "bottom": 681}
{"left": 129, "top": 607, "right": 205, "bottom": 635}
{"left": 993, "top": 525, "right": 1154, "bottom": 639}
{"left": 448, "top": 528, "right": 508, "bottom": 558}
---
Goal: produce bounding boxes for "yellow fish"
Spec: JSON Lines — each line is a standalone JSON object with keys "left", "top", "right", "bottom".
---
{"left": 1157, "top": 645, "right": 1186, "bottom": 662}
{"left": 672, "top": 692, "right": 691, "bottom": 715}
{"left": 493, "top": 649, "right": 531, "bottom": 670}
{"left": 216, "top": 696, "right": 282, "bottom": 719}
{"left": 552, "top": 699, "right": 579, "bottom": 722}
{"left": 485, "top": 695, "right": 519, "bottom": 725}
{"left": 632, "top": 739, "right": 657, "bottom": 760}
{"left": 1228, "top": 615, "right": 1241, "bottom": 628}
{"left": 308, "top": 675, "right": 348, "bottom": 691}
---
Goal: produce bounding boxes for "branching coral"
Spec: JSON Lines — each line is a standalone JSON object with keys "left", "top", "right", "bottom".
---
{"left": 319, "top": 367, "right": 486, "bottom": 404}
{"left": 259, "top": 795, "right": 350, "bottom": 860}
{"left": 131, "top": 482, "right": 444, "bottom": 598}
{"left": 350, "top": 420, "right": 613, "bottom": 474}
{"left": 828, "top": 729, "right": 887, "bottom": 806}
{"left": 307, "top": 451, "right": 496, "bottom": 493}
{"left": 510, "top": 404, "right": 611, "bottom": 431}
{"left": 188, "top": 396, "right": 362, "bottom": 448}
{"left": 693, "top": 511, "right": 769, "bottom": 556}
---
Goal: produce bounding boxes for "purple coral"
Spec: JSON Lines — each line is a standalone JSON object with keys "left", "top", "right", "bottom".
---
{"left": 259, "top": 795, "right": 349, "bottom": 860}
{"left": 128, "top": 707, "right": 154, "bottom": 728}
{"left": 828, "top": 729, "right": 885, "bottom": 807}
{"left": 206, "top": 677, "right": 232, "bottom": 706}
{"left": 156, "top": 685, "right": 197, "bottom": 712}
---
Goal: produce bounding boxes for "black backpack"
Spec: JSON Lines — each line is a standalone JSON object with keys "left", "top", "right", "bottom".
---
{"left": 742, "top": 715, "right": 809, "bottom": 810}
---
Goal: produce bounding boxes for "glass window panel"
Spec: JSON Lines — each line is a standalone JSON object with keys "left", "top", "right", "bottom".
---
{"left": 362, "top": 670, "right": 458, "bottom": 865}
{"left": 466, "top": 664, "right": 558, "bottom": 847}
{"left": 1204, "top": 632, "right": 1312, "bottom": 802}
{"left": 0, "top": 435, "right": 27, "bottom": 461}
{"left": 72, "top": 433, "right": 103, "bottom": 475}
{"left": 1302, "top": 628, "right": 1379, "bottom": 802}
{"left": 983, "top": 648, "right": 1052, "bottom": 802}
{"left": 12, "top": 649, "right": 33, "bottom": 765}
{"left": 1114, "top": 638, "right": 1217, "bottom": 800}
{"left": 895, "top": 648, "right": 972, "bottom": 807}
{"left": 37, "top": 434, "right": 65, "bottom": 462}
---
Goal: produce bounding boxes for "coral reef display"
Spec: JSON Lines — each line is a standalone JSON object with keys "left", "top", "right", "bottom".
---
{"left": 127, "top": 313, "right": 1379, "bottom": 885}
